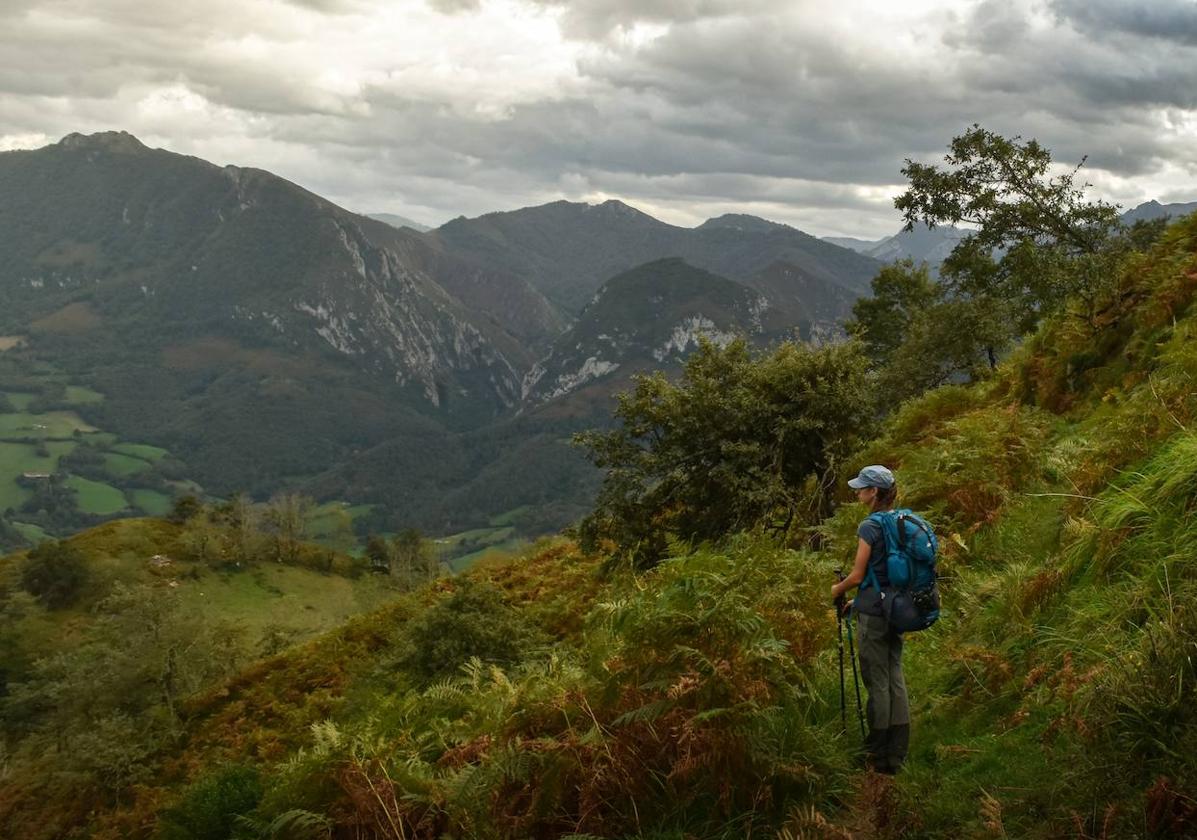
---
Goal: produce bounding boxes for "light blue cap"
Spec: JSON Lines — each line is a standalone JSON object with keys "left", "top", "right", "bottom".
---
{"left": 848, "top": 464, "right": 895, "bottom": 490}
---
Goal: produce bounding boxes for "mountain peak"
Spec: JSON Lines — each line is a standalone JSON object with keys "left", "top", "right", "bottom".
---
{"left": 697, "top": 214, "right": 790, "bottom": 234}
{"left": 57, "top": 131, "right": 147, "bottom": 153}
{"left": 587, "top": 198, "right": 654, "bottom": 219}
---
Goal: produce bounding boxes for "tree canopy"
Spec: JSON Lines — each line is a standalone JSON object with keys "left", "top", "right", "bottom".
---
{"left": 895, "top": 124, "right": 1123, "bottom": 328}
{"left": 574, "top": 337, "right": 874, "bottom": 567}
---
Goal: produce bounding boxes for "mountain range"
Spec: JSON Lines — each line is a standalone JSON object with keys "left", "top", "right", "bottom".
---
{"left": 0, "top": 132, "right": 880, "bottom": 536}
{"left": 10, "top": 132, "right": 1187, "bottom": 539}
{"left": 826, "top": 200, "right": 1197, "bottom": 271}
{"left": 368, "top": 212, "right": 432, "bottom": 232}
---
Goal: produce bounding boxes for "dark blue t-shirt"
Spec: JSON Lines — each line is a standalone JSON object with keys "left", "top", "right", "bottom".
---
{"left": 855, "top": 517, "right": 890, "bottom": 615}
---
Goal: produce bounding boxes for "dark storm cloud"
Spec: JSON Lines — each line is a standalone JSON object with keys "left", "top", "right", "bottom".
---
{"left": 1052, "top": 0, "right": 1197, "bottom": 46}
{"left": 1, "top": 1, "right": 1195, "bottom": 237}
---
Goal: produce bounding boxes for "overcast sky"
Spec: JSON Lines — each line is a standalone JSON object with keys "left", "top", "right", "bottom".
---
{"left": 1, "top": 0, "right": 1195, "bottom": 238}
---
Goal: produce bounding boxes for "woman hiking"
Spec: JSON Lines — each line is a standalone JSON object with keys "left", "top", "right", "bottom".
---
{"left": 830, "top": 464, "right": 910, "bottom": 775}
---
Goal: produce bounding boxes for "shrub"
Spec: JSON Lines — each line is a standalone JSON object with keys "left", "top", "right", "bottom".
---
{"left": 400, "top": 580, "right": 540, "bottom": 682}
{"left": 19, "top": 539, "right": 88, "bottom": 608}
{"left": 157, "top": 764, "right": 264, "bottom": 840}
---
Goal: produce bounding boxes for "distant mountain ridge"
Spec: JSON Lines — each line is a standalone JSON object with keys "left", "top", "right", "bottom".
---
{"left": 368, "top": 212, "right": 432, "bottom": 232}
{"left": 1120, "top": 199, "right": 1197, "bottom": 225}
{"left": 827, "top": 199, "right": 1197, "bottom": 273}
{"left": 823, "top": 224, "right": 967, "bottom": 271}
{"left": 430, "top": 200, "right": 880, "bottom": 315}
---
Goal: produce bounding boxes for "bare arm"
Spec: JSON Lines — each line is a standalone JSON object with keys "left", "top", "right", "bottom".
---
{"left": 832, "top": 538, "right": 871, "bottom": 599}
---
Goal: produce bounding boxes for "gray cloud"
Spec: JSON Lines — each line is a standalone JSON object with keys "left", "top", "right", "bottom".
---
{"left": 528, "top": 0, "right": 786, "bottom": 39}
{"left": 1052, "top": 0, "right": 1197, "bottom": 46}
{"left": 1, "top": 0, "right": 1195, "bottom": 238}
{"left": 426, "top": 0, "right": 481, "bottom": 12}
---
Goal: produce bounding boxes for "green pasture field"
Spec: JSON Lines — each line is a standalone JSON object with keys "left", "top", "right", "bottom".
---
{"left": 10, "top": 521, "right": 48, "bottom": 543}
{"left": 434, "top": 525, "right": 518, "bottom": 571}
{"left": 111, "top": 442, "right": 168, "bottom": 462}
{"left": 63, "top": 386, "right": 104, "bottom": 405}
{"left": 103, "top": 452, "right": 152, "bottom": 477}
{"left": 488, "top": 505, "right": 532, "bottom": 527}
{"left": 0, "top": 517, "right": 404, "bottom": 668}
{"left": 436, "top": 525, "right": 514, "bottom": 551}
{"left": 306, "top": 502, "right": 375, "bottom": 540}
{"left": 175, "top": 563, "right": 400, "bottom": 639}
{"left": 449, "top": 537, "right": 528, "bottom": 571}
{"left": 2, "top": 393, "right": 36, "bottom": 411}
{"left": 0, "top": 440, "right": 78, "bottom": 509}
{"left": 0, "top": 410, "right": 95, "bottom": 438}
{"left": 65, "top": 476, "right": 128, "bottom": 516}
{"left": 130, "top": 489, "right": 172, "bottom": 517}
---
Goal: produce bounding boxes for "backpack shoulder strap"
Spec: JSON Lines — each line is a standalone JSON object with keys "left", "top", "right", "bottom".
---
{"left": 861, "top": 511, "right": 890, "bottom": 591}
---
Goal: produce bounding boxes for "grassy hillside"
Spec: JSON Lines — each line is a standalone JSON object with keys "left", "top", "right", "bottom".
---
{"left": 4, "top": 216, "right": 1197, "bottom": 838}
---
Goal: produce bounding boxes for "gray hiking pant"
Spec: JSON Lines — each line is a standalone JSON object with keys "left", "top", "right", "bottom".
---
{"left": 856, "top": 612, "right": 910, "bottom": 769}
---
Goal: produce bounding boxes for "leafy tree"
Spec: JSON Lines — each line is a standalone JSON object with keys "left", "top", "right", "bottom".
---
{"left": 365, "top": 533, "right": 390, "bottom": 573}
{"left": 896, "top": 124, "right": 1122, "bottom": 328}
{"left": 19, "top": 539, "right": 88, "bottom": 608}
{"left": 575, "top": 337, "right": 874, "bottom": 567}
{"left": 213, "top": 492, "right": 266, "bottom": 564}
{"left": 877, "top": 295, "right": 1013, "bottom": 402}
{"left": 169, "top": 493, "right": 203, "bottom": 524}
{"left": 847, "top": 259, "right": 941, "bottom": 367}
{"left": 263, "top": 493, "right": 313, "bottom": 564}
{"left": 389, "top": 528, "right": 440, "bottom": 587}
{"left": 0, "top": 515, "right": 26, "bottom": 553}
{"left": 178, "top": 512, "right": 225, "bottom": 566}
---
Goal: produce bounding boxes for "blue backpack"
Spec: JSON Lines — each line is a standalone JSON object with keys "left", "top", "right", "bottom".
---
{"left": 864, "top": 508, "right": 940, "bottom": 632}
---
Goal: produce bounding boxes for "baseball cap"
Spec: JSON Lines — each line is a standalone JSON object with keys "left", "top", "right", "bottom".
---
{"left": 847, "top": 465, "right": 895, "bottom": 490}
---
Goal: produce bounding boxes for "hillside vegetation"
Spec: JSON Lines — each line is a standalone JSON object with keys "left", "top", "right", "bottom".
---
{"left": 3, "top": 205, "right": 1194, "bottom": 837}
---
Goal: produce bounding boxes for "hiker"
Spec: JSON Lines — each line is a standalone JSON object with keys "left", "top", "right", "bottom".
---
{"left": 830, "top": 464, "right": 910, "bottom": 775}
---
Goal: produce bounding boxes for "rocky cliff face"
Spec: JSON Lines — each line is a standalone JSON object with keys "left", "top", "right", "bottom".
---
{"left": 522, "top": 258, "right": 767, "bottom": 407}
{"left": 0, "top": 132, "right": 562, "bottom": 413}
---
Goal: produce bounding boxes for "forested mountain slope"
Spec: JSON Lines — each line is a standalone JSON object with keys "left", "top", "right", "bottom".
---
{"left": 0, "top": 133, "right": 875, "bottom": 541}
{"left": 522, "top": 258, "right": 767, "bottom": 406}
{"left": 7, "top": 203, "right": 1195, "bottom": 838}
{"left": 430, "top": 200, "right": 880, "bottom": 314}
{"left": 0, "top": 132, "right": 567, "bottom": 520}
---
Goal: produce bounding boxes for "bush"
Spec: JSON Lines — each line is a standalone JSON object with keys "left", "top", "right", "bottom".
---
{"left": 401, "top": 580, "right": 540, "bottom": 682}
{"left": 157, "top": 764, "right": 264, "bottom": 840}
{"left": 19, "top": 539, "right": 88, "bottom": 608}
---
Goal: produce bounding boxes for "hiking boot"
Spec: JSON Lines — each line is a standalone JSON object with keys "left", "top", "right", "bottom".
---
{"left": 863, "top": 726, "right": 888, "bottom": 771}
{"left": 885, "top": 724, "right": 909, "bottom": 773}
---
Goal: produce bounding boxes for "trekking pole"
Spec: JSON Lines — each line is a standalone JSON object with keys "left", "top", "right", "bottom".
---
{"left": 836, "top": 568, "right": 867, "bottom": 739}
{"left": 847, "top": 612, "right": 866, "bottom": 737}
{"left": 834, "top": 569, "right": 846, "bottom": 735}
